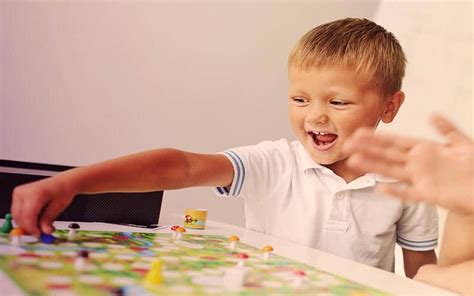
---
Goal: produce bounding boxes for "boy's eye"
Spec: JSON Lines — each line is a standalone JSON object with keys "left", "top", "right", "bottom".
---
{"left": 330, "top": 99, "right": 349, "bottom": 107}
{"left": 290, "top": 97, "right": 309, "bottom": 105}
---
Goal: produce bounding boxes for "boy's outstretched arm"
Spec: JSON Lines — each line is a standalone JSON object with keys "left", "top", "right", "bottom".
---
{"left": 11, "top": 149, "right": 234, "bottom": 236}
{"left": 402, "top": 249, "right": 437, "bottom": 278}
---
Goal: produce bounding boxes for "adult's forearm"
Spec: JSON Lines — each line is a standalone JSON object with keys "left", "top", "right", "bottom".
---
{"left": 415, "top": 260, "right": 474, "bottom": 296}
{"left": 439, "top": 211, "right": 474, "bottom": 266}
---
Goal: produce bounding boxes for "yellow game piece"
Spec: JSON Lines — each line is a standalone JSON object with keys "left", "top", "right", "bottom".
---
{"left": 229, "top": 235, "right": 240, "bottom": 249}
{"left": 262, "top": 245, "right": 273, "bottom": 252}
{"left": 262, "top": 245, "right": 274, "bottom": 261}
{"left": 144, "top": 259, "right": 163, "bottom": 285}
{"left": 175, "top": 227, "right": 186, "bottom": 240}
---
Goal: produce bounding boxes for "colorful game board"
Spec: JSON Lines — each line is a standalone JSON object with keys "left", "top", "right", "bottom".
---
{"left": 0, "top": 230, "right": 390, "bottom": 295}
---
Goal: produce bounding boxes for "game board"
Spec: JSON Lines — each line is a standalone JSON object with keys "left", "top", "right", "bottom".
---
{"left": 0, "top": 230, "right": 390, "bottom": 295}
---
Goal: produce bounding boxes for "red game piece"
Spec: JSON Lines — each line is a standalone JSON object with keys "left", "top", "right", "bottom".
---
{"left": 235, "top": 252, "right": 249, "bottom": 267}
{"left": 293, "top": 269, "right": 306, "bottom": 288}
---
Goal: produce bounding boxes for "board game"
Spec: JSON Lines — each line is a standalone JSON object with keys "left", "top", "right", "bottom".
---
{"left": 0, "top": 230, "right": 390, "bottom": 295}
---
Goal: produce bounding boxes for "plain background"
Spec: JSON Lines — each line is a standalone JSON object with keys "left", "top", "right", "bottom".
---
{"left": 1, "top": 0, "right": 472, "bottom": 275}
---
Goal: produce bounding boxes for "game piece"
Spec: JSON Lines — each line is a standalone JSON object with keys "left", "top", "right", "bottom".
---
{"left": 1, "top": 213, "right": 13, "bottom": 234}
{"left": 223, "top": 265, "right": 248, "bottom": 291}
{"left": 40, "top": 233, "right": 56, "bottom": 244}
{"left": 235, "top": 252, "right": 249, "bottom": 268}
{"left": 68, "top": 223, "right": 80, "bottom": 240}
{"left": 144, "top": 259, "right": 163, "bottom": 286}
{"left": 75, "top": 250, "right": 89, "bottom": 271}
{"left": 9, "top": 228, "right": 24, "bottom": 246}
{"left": 9, "top": 227, "right": 25, "bottom": 236}
{"left": 262, "top": 245, "right": 273, "bottom": 261}
{"left": 293, "top": 270, "right": 306, "bottom": 288}
{"left": 122, "top": 232, "right": 133, "bottom": 238}
{"left": 229, "top": 235, "right": 240, "bottom": 249}
{"left": 175, "top": 227, "right": 186, "bottom": 240}
{"left": 170, "top": 225, "right": 180, "bottom": 239}
{"left": 110, "top": 287, "right": 125, "bottom": 296}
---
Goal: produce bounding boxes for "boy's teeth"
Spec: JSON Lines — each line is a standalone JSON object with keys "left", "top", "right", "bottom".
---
{"left": 312, "top": 131, "right": 329, "bottom": 135}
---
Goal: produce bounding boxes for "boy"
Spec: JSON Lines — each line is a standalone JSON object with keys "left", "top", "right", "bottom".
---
{"left": 11, "top": 18, "right": 437, "bottom": 277}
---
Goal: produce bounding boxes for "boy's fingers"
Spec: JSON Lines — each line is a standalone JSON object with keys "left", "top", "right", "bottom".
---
{"left": 39, "top": 201, "right": 69, "bottom": 234}
{"left": 17, "top": 199, "right": 43, "bottom": 236}
{"left": 11, "top": 195, "right": 22, "bottom": 229}
{"left": 430, "top": 113, "right": 471, "bottom": 145}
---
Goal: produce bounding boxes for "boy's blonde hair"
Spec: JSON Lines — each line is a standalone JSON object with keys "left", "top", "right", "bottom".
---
{"left": 288, "top": 18, "right": 406, "bottom": 98}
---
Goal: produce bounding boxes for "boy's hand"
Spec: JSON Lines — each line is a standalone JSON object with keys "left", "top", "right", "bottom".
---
{"left": 344, "top": 114, "right": 474, "bottom": 214}
{"left": 11, "top": 175, "right": 77, "bottom": 236}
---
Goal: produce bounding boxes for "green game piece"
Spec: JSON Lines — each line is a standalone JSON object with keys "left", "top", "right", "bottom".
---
{"left": 0, "top": 213, "right": 13, "bottom": 234}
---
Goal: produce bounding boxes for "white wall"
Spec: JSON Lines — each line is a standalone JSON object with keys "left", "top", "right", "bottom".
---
{"left": 0, "top": 1, "right": 379, "bottom": 226}
{"left": 375, "top": 0, "right": 473, "bottom": 138}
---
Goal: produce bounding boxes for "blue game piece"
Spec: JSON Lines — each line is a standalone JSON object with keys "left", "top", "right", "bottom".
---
{"left": 121, "top": 232, "right": 133, "bottom": 238}
{"left": 40, "top": 233, "right": 56, "bottom": 244}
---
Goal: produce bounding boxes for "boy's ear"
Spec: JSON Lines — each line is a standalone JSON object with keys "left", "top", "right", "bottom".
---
{"left": 381, "top": 91, "right": 405, "bottom": 123}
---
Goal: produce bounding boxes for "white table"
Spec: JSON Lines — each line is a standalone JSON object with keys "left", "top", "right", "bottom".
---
{"left": 0, "top": 217, "right": 456, "bottom": 295}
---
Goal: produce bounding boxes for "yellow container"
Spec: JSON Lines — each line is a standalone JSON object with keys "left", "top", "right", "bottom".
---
{"left": 184, "top": 209, "right": 208, "bottom": 229}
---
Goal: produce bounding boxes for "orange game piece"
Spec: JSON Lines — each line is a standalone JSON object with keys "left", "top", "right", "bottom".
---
{"left": 9, "top": 228, "right": 25, "bottom": 236}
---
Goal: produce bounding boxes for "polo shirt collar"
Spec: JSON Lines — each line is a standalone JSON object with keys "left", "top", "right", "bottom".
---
{"left": 296, "top": 142, "right": 326, "bottom": 172}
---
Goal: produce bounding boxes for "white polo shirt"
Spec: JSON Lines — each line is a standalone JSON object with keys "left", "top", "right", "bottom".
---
{"left": 214, "top": 139, "right": 438, "bottom": 271}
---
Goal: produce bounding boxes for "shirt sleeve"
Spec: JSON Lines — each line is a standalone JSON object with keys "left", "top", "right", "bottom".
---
{"left": 396, "top": 202, "right": 439, "bottom": 251}
{"left": 214, "top": 150, "right": 245, "bottom": 197}
{"left": 213, "top": 139, "right": 293, "bottom": 199}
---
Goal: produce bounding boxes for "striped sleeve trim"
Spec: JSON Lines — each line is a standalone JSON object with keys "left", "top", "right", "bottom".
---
{"left": 213, "top": 150, "right": 245, "bottom": 197}
{"left": 396, "top": 236, "right": 438, "bottom": 251}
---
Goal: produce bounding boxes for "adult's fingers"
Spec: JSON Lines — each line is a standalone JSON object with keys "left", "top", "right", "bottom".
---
{"left": 348, "top": 128, "right": 420, "bottom": 151}
{"left": 345, "top": 128, "right": 418, "bottom": 157}
{"left": 377, "top": 183, "right": 424, "bottom": 203}
{"left": 350, "top": 141, "right": 408, "bottom": 165}
{"left": 431, "top": 113, "right": 471, "bottom": 145}
{"left": 347, "top": 152, "right": 410, "bottom": 182}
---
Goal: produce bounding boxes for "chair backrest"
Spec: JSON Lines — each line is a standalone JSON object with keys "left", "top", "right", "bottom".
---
{"left": 0, "top": 159, "right": 163, "bottom": 227}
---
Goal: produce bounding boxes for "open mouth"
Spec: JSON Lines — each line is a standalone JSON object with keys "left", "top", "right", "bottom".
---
{"left": 308, "top": 131, "right": 338, "bottom": 151}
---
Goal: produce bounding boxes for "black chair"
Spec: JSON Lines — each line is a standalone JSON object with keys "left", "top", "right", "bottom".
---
{"left": 0, "top": 159, "right": 163, "bottom": 227}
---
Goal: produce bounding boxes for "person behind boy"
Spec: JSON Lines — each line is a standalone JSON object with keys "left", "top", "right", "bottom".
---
{"left": 344, "top": 114, "right": 474, "bottom": 295}
{"left": 12, "top": 18, "right": 437, "bottom": 277}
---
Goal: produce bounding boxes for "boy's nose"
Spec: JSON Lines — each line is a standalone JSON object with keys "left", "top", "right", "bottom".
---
{"left": 306, "top": 110, "right": 329, "bottom": 125}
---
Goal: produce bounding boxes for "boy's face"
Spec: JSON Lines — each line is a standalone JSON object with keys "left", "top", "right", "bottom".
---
{"left": 288, "top": 66, "right": 402, "bottom": 175}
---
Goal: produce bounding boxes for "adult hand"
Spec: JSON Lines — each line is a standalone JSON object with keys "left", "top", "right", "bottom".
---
{"left": 345, "top": 114, "right": 474, "bottom": 214}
